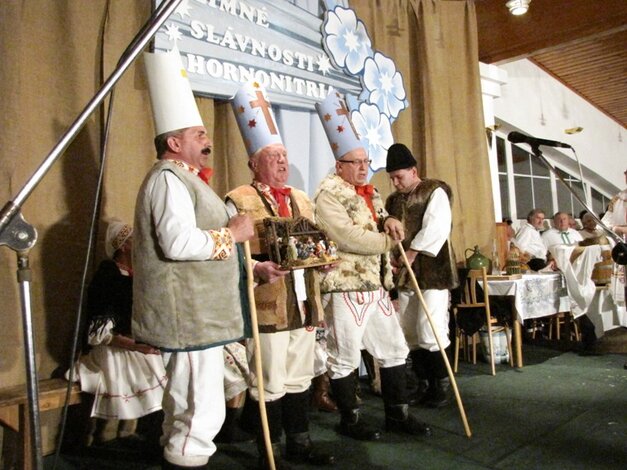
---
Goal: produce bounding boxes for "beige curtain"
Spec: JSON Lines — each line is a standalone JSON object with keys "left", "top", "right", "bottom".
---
{"left": 0, "top": 0, "right": 493, "bottom": 431}
{"left": 352, "top": 0, "right": 495, "bottom": 262}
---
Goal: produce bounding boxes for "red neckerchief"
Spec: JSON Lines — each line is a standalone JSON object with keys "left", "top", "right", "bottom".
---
{"left": 198, "top": 167, "right": 213, "bottom": 185}
{"left": 270, "top": 186, "right": 292, "bottom": 217}
{"left": 355, "top": 184, "right": 377, "bottom": 221}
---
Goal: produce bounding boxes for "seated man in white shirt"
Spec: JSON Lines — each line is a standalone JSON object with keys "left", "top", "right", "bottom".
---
{"left": 543, "top": 211, "right": 600, "bottom": 354}
{"left": 514, "top": 208, "right": 548, "bottom": 271}
{"left": 542, "top": 211, "right": 583, "bottom": 251}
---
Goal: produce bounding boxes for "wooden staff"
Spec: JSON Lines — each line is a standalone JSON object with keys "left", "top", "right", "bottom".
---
{"left": 397, "top": 244, "right": 472, "bottom": 438}
{"left": 243, "top": 240, "right": 275, "bottom": 470}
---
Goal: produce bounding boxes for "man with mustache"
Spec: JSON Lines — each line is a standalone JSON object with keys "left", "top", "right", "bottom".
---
{"left": 133, "top": 50, "right": 254, "bottom": 469}
{"left": 225, "top": 82, "right": 334, "bottom": 470}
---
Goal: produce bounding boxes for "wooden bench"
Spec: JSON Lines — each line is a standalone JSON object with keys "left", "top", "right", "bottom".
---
{"left": 0, "top": 378, "right": 82, "bottom": 470}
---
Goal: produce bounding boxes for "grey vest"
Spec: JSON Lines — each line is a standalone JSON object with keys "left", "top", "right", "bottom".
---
{"left": 132, "top": 160, "right": 245, "bottom": 350}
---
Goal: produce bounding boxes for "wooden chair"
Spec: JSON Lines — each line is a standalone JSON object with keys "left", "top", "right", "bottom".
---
{"left": 453, "top": 267, "right": 513, "bottom": 375}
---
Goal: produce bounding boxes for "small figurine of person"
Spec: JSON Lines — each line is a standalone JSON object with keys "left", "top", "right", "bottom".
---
{"left": 287, "top": 236, "right": 298, "bottom": 261}
{"left": 327, "top": 240, "right": 337, "bottom": 259}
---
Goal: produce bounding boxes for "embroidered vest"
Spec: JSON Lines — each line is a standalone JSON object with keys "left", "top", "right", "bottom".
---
{"left": 132, "top": 160, "right": 245, "bottom": 350}
{"left": 225, "top": 185, "right": 324, "bottom": 332}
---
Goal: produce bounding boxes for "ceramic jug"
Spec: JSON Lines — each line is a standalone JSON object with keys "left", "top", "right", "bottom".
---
{"left": 465, "top": 245, "right": 491, "bottom": 270}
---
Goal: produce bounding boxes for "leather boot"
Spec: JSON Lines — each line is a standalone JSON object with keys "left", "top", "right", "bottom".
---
{"left": 338, "top": 408, "right": 381, "bottom": 441}
{"left": 215, "top": 406, "right": 254, "bottom": 443}
{"left": 409, "top": 349, "right": 431, "bottom": 405}
{"left": 380, "top": 365, "right": 432, "bottom": 437}
{"left": 258, "top": 441, "right": 293, "bottom": 470}
{"left": 424, "top": 351, "right": 452, "bottom": 408}
{"left": 424, "top": 377, "right": 452, "bottom": 409}
{"left": 253, "top": 399, "right": 293, "bottom": 470}
{"left": 286, "top": 432, "right": 335, "bottom": 466}
{"left": 282, "top": 391, "right": 335, "bottom": 465}
{"left": 384, "top": 404, "right": 432, "bottom": 437}
{"left": 311, "top": 374, "right": 338, "bottom": 412}
{"left": 330, "top": 375, "right": 381, "bottom": 441}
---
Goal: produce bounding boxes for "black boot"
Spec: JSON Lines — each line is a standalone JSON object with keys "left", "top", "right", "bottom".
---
{"left": 423, "top": 352, "right": 452, "bottom": 408}
{"left": 252, "top": 399, "right": 293, "bottom": 470}
{"left": 384, "top": 404, "right": 432, "bottom": 436}
{"left": 330, "top": 375, "right": 381, "bottom": 441}
{"left": 215, "top": 407, "right": 254, "bottom": 443}
{"left": 409, "top": 349, "right": 431, "bottom": 405}
{"left": 380, "top": 365, "right": 432, "bottom": 437}
{"left": 282, "top": 391, "right": 335, "bottom": 466}
{"left": 258, "top": 440, "right": 293, "bottom": 470}
{"left": 286, "top": 432, "right": 335, "bottom": 466}
{"left": 424, "top": 377, "right": 452, "bottom": 409}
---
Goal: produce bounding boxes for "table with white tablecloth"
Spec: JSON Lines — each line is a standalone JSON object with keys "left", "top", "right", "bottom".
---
{"left": 483, "top": 273, "right": 625, "bottom": 367}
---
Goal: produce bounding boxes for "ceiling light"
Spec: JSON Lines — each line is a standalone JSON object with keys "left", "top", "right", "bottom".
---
{"left": 506, "top": 0, "right": 531, "bottom": 16}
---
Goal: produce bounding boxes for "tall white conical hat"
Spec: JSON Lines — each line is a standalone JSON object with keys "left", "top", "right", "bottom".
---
{"left": 143, "top": 48, "right": 203, "bottom": 136}
{"left": 231, "top": 81, "right": 283, "bottom": 156}
{"left": 315, "top": 90, "right": 362, "bottom": 160}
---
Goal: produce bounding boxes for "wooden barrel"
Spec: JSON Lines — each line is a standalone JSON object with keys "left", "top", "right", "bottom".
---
{"left": 591, "top": 249, "right": 613, "bottom": 285}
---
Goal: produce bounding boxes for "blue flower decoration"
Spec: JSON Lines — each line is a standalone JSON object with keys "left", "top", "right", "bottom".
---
{"left": 323, "top": 6, "right": 373, "bottom": 75}
{"left": 361, "top": 53, "right": 407, "bottom": 119}
{"left": 351, "top": 102, "right": 394, "bottom": 171}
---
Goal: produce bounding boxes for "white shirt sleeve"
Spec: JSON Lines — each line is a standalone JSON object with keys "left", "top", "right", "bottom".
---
{"left": 150, "top": 170, "right": 216, "bottom": 260}
{"left": 409, "top": 187, "right": 451, "bottom": 256}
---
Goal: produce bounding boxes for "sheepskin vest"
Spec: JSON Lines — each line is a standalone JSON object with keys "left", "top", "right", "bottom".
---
{"left": 385, "top": 179, "right": 459, "bottom": 290}
{"left": 225, "top": 184, "right": 324, "bottom": 332}
{"left": 313, "top": 174, "right": 394, "bottom": 293}
{"left": 132, "top": 160, "right": 245, "bottom": 350}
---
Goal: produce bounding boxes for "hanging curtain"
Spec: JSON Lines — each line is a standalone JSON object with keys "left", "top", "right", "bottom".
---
{"left": 351, "top": 0, "right": 495, "bottom": 260}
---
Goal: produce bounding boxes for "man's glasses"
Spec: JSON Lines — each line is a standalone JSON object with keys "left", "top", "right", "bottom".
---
{"left": 338, "top": 159, "right": 372, "bottom": 167}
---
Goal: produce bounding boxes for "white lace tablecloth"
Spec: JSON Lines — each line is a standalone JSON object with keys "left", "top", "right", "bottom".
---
{"left": 484, "top": 273, "right": 625, "bottom": 336}
{"left": 484, "top": 273, "right": 570, "bottom": 323}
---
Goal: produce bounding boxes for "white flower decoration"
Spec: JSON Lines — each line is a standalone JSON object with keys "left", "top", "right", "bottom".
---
{"left": 351, "top": 102, "right": 394, "bottom": 171}
{"left": 362, "top": 53, "right": 407, "bottom": 119}
{"left": 323, "top": 7, "right": 373, "bottom": 75}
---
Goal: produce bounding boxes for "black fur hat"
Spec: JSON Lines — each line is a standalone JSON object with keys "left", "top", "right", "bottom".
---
{"left": 386, "top": 143, "right": 417, "bottom": 172}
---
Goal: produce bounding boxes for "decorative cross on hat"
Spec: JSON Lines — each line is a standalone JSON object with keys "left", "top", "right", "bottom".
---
{"left": 231, "top": 81, "right": 283, "bottom": 156}
{"left": 315, "top": 90, "right": 363, "bottom": 160}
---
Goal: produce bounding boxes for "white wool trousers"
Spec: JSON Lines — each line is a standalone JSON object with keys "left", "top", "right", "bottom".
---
{"left": 397, "top": 288, "right": 450, "bottom": 352}
{"left": 161, "top": 347, "right": 225, "bottom": 467}
{"left": 323, "top": 288, "right": 409, "bottom": 379}
{"left": 246, "top": 327, "right": 316, "bottom": 402}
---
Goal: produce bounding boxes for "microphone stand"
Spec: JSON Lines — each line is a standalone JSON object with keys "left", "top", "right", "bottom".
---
{"left": 528, "top": 144, "right": 627, "bottom": 265}
{"left": 0, "top": 1, "right": 183, "bottom": 468}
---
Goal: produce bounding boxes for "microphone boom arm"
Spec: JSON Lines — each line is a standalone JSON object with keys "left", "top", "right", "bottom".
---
{"left": 528, "top": 145, "right": 626, "bottom": 265}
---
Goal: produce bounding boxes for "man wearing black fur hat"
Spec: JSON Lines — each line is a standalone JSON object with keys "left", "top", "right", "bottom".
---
{"left": 385, "top": 143, "right": 459, "bottom": 408}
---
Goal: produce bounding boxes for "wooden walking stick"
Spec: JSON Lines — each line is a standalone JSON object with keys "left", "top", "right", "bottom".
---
{"left": 397, "top": 244, "right": 472, "bottom": 438}
{"left": 243, "top": 240, "right": 276, "bottom": 470}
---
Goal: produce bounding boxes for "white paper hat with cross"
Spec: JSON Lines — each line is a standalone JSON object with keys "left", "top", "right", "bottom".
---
{"left": 315, "top": 90, "right": 363, "bottom": 160}
{"left": 231, "top": 81, "right": 283, "bottom": 156}
{"left": 143, "top": 48, "right": 203, "bottom": 136}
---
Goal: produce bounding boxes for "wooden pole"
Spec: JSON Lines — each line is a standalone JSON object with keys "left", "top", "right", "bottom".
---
{"left": 243, "top": 241, "right": 276, "bottom": 470}
{"left": 397, "top": 244, "right": 472, "bottom": 438}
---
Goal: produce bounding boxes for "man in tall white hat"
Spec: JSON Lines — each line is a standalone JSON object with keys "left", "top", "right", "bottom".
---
{"left": 132, "top": 48, "right": 254, "bottom": 470}
{"left": 225, "top": 81, "right": 334, "bottom": 469}
{"left": 313, "top": 91, "right": 433, "bottom": 441}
